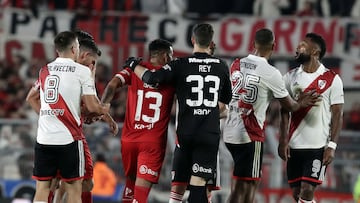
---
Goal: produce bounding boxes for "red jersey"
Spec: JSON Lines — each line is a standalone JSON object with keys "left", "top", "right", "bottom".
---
{"left": 116, "top": 62, "right": 175, "bottom": 143}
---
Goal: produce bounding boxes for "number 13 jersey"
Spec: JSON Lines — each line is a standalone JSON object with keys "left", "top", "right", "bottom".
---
{"left": 116, "top": 62, "right": 175, "bottom": 143}
{"left": 223, "top": 54, "right": 289, "bottom": 144}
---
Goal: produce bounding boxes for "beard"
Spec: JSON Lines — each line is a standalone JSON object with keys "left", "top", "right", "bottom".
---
{"left": 295, "top": 53, "right": 311, "bottom": 64}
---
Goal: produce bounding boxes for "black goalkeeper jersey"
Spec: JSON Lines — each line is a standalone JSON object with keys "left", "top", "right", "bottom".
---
{"left": 141, "top": 52, "right": 232, "bottom": 136}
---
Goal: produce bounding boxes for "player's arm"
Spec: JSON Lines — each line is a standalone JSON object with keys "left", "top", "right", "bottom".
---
{"left": 219, "top": 102, "right": 228, "bottom": 119}
{"left": 125, "top": 57, "right": 172, "bottom": 85}
{"left": 82, "top": 95, "right": 110, "bottom": 115}
{"left": 278, "top": 108, "right": 290, "bottom": 161}
{"left": 278, "top": 90, "right": 320, "bottom": 112}
{"left": 26, "top": 87, "right": 40, "bottom": 114}
{"left": 101, "top": 76, "right": 124, "bottom": 104}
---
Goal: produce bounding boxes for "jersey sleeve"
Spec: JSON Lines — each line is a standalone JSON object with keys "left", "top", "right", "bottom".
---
{"left": 142, "top": 59, "right": 176, "bottom": 85}
{"left": 268, "top": 69, "right": 289, "bottom": 99}
{"left": 330, "top": 75, "right": 344, "bottom": 105}
{"left": 115, "top": 68, "right": 132, "bottom": 85}
{"left": 219, "top": 62, "right": 232, "bottom": 104}
{"left": 80, "top": 68, "right": 97, "bottom": 96}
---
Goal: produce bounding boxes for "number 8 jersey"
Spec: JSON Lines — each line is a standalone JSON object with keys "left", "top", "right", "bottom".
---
{"left": 36, "top": 58, "right": 97, "bottom": 145}
{"left": 223, "top": 55, "right": 289, "bottom": 144}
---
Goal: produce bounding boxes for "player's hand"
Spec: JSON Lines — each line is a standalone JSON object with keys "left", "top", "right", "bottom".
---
{"left": 323, "top": 147, "right": 335, "bottom": 165}
{"left": 298, "top": 89, "right": 322, "bottom": 108}
{"left": 102, "top": 113, "right": 119, "bottom": 136}
{"left": 123, "top": 57, "right": 142, "bottom": 71}
{"left": 83, "top": 114, "right": 102, "bottom": 124}
{"left": 278, "top": 142, "right": 290, "bottom": 161}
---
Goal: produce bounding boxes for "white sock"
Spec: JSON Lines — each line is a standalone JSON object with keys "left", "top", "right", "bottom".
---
{"left": 169, "top": 190, "right": 183, "bottom": 203}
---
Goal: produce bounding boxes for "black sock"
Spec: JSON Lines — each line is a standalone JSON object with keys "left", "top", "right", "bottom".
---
{"left": 188, "top": 185, "right": 207, "bottom": 203}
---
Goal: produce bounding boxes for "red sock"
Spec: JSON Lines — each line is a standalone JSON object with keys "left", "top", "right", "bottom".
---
{"left": 133, "top": 185, "right": 151, "bottom": 203}
{"left": 122, "top": 179, "right": 135, "bottom": 202}
{"left": 48, "top": 191, "right": 54, "bottom": 203}
{"left": 81, "top": 191, "right": 92, "bottom": 203}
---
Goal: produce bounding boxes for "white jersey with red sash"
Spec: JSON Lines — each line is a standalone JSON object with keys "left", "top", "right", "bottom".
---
{"left": 36, "top": 57, "right": 96, "bottom": 145}
{"left": 283, "top": 64, "right": 344, "bottom": 149}
{"left": 223, "top": 55, "right": 289, "bottom": 144}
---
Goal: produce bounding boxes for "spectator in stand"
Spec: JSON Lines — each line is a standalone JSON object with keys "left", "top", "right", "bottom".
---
{"left": 328, "top": 0, "right": 356, "bottom": 16}
{"left": 296, "top": 0, "right": 318, "bottom": 16}
{"left": 92, "top": 153, "right": 117, "bottom": 200}
{"left": 253, "top": 0, "right": 290, "bottom": 17}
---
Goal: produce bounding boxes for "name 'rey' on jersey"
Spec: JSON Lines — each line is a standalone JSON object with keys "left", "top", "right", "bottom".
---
{"left": 37, "top": 58, "right": 97, "bottom": 145}
{"left": 283, "top": 64, "right": 344, "bottom": 149}
{"left": 223, "top": 54, "right": 289, "bottom": 144}
{"left": 157, "top": 52, "right": 232, "bottom": 136}
{"left": 116, "top": 61, "right": 175, "bottom": 143}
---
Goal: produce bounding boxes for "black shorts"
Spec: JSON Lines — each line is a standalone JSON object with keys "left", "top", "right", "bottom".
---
{"left": 287, "top": 148, "right": 326, "bottom": 187}
{"left": 33, "top": 140, "right": 85, "bottom": 181}
{"left": 225, "top": 141, "right": 263, "bottom": 180}
{"left": 171, "top": 134, "right": 219, "bottom": 183}
{"left": 171, "top": 144, "right": 220, "bottom": 189}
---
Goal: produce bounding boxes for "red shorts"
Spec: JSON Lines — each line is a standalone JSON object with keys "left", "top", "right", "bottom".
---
{"left": 83, "top": 139, "right": 93, "bottom": 179}
{"left": 121, "top": 140, "right": 166, "bottom": 183}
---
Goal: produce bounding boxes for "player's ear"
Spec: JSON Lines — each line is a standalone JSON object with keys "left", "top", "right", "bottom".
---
{"left": 191, "top": 36, "right": 195, "bottom": 46}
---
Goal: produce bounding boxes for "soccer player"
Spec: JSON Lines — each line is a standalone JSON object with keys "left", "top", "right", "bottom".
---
{"left": 26, "top": 31, "right": 111, "bottom": 203}
{"left": 126, "top": 23, "right": 233, "bottom": 203}
{"left": 278, "top": 33, "right": 344, "bottom": 203}
{"left": 168, "top": 41, "right": 221, "bottom": 203}
{"left": 27, "top": 30, "right": 117, "bottom": 203}
{"left": 101, "top": 39, "right": 175, "bottom": 203}
{"left": 222, "top": 28, "right": 321, "bottom": 203}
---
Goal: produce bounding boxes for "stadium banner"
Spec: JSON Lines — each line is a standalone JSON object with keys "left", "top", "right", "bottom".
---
{"left": 1, "top": 8, "right": 359, "bottom": 88}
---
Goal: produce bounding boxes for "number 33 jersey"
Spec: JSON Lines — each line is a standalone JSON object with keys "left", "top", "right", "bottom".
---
{"left": 166, "top": 52, "right": 232, "bottom": 136}
{"left": 223, "top": 55, "right": 289, "bottom": 144}
{"left": 117, "top": 62, "right": 175, "bottom": 143}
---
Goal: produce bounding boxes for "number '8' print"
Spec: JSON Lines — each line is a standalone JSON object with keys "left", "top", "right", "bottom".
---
{"left": 44, "top": 75, "right": 60, "bottom": 104}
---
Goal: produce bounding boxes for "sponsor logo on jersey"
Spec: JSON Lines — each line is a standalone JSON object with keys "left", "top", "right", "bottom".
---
{"left": 139, "top": 165, "right": 158, "bottom": 177}
{"left": 192, "top": 163, "right": 212, "bottom": 174}
{"left": 134, "top": 123, "right": 154, "bottom": 130}
{"left": 193, "top": 108, "right": 212, "bottom": 115}
{"left": 188, "top": 58, "right": 220, "bottom": 64}
{"left": 40, "top": 109, "right": 65, "bottom": 116}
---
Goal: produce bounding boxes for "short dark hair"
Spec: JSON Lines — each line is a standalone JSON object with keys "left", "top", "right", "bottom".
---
{"left": 305, "top": 33, "right": 326, "bottom": 59}
{"left": 148, "top": 39, "right": 172, "bottom": 56}
{"left": 74, "top": 30, "right": 94, "bottom": 41}
{"left": 54, "top": 31, "right": 77, "bottom": 52}
{"left": 255, "top": 28, "right": 274, "bottom": 47}
{"left": 79, "top": 38, "right": 102, "bottom": 56}
{"left": 192, "top": 23, "right": 214, "bottom": 48}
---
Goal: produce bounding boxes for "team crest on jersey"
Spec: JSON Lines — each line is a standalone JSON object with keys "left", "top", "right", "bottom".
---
{"left": 318, "top": 80, "right": 326, "bottom": 90}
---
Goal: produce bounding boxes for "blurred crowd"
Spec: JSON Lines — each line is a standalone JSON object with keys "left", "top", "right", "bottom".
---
{"left": 1, "top": 0, "right": 360, "bottom": 17}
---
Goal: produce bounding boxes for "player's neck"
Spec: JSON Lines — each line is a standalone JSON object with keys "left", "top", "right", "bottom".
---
{"left": 254, "top": 50, "right": 271, "bottom": 60}
{"left": 193, "top": 45, "right": 209, "bottom": 54}
{"left": 58, "top": 52, "right": 76, "bottom": 61}
{"left": 302, "top": 60, "right": 320, "bottom": 73}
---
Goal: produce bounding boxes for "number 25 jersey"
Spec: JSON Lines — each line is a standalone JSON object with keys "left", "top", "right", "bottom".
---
{"left": 223, "top": 54, "right": 289, "bottom": 144}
